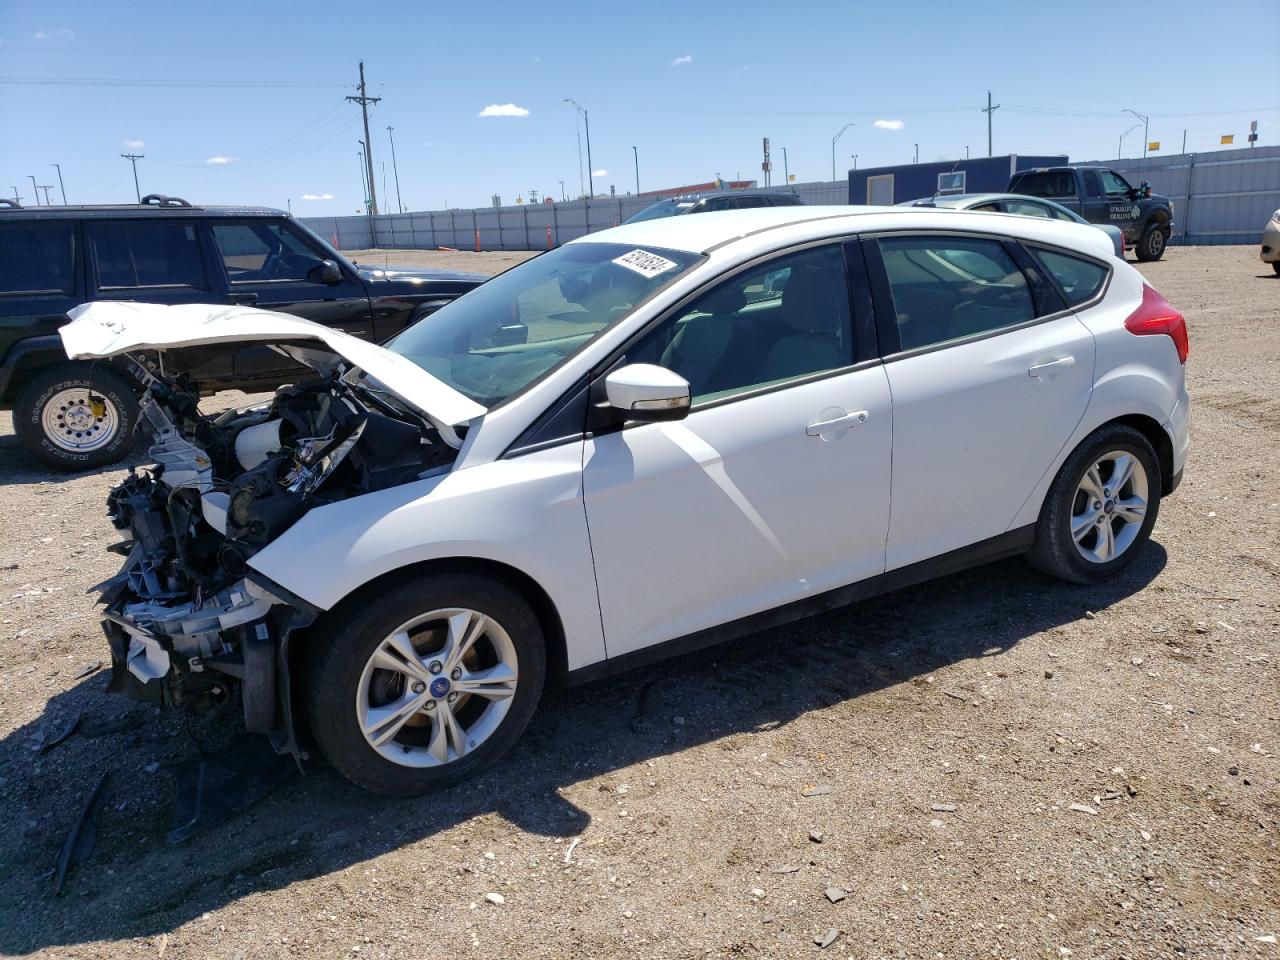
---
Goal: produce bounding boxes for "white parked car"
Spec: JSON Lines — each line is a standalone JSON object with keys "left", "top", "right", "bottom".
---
{"left": 1261, "top": 208, "right": 1280, "bottom": 274}
{"left": 62, "top": 206, "right": 1191, "bottom": 795}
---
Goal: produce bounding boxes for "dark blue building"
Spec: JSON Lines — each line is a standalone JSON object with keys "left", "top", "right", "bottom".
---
{"left": 848, "top": 154, "right": 1068, "bottom": 206}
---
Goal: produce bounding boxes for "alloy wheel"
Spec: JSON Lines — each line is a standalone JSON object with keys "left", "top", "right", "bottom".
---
{"left": 1071, "top": 450, "right": 1149, "bottom": 564}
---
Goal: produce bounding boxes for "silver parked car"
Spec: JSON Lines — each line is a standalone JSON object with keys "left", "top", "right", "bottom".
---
{"left": 901, "top": 193, "right": 1126, "bottom": 258}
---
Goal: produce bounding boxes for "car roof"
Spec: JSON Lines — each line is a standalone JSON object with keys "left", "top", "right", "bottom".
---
{"left": 647, "top": 189, "right": 796, "bottom": 203}
{"left": 572, "top": 204, "right": 1115, "bottom": 259}
{"left": 0, "top": 203, "right": 288, "bottom": 219}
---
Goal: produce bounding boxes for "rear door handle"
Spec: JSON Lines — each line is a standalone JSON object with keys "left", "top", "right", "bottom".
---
{"left": 806, "top": 410, "right": 869, "bottom": 437}
{"left": 1028, "top": 356, "right": 1075, "bottom": 378}
{"left": 228, "top": 292, "right": 259, "bottom": 304}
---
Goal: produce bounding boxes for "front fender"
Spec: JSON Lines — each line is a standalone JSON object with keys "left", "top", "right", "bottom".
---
{"left": 246, "top": 442, "right": 607, "bottom": 670}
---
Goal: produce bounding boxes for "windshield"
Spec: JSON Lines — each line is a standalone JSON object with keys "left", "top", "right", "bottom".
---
{"left": 385, "top": 242, "right": 702, "bottom": 407}
{"left": 623, "top": 199, "right": 698, "bottom": 224}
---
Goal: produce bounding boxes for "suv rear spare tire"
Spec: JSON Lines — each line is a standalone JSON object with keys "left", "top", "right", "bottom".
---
{"left": 13, "top": 364, "right": 140, "bottom": 470}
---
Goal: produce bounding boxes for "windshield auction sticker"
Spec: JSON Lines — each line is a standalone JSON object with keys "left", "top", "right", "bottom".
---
{"left": 612, "top": 249, "right": 679, "bottom": 278}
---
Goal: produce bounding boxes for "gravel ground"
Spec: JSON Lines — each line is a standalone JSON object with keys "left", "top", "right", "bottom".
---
{"left": 0, "top": 245, "right": 1276, "bottom": 959}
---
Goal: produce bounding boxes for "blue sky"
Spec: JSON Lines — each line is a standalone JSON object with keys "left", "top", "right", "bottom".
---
{"left": 1, "top": 0, "right": 1276, "bottom": 214}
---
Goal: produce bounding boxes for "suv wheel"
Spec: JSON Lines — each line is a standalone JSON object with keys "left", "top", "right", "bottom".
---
{"left": 1135, "top": 223, "right": 1167, "bottom": 261}
{"left": 304, "top": 573, "right": 546, "bottom": 796}
{"left": 13, "top": 364, "right": 140, "bottom": 471}
{"left": 1028, "top": 424, "right": 1161, "bottom": 584}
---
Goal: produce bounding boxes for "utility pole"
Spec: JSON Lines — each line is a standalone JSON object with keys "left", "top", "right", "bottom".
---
{"left": 982, "top": 91, "right": 1000, "bottom": 157}
{"left": 288, "top": 198, "right": 292, "bottom": 214}
{"left": 120, "top": 154, "right": 144, "bottom": 202}
{"left": 387, "top": 125, "right": 403, "bottom": 213}
{"left": 633, "top": 145, "right": 639, "bottom": 195}
{"left": 965, "top": 145, "right": 970, "bottom": 159}
{"left": 52, "top": 163, "right": 66, "bottom": 204}
{"left": 38, "top": 184, "right": 54, "bottom": 205}
{"left": 782, "top": 147, "right": 789, "bottom": 185}
{"left": 558, "top": 180, "right": 566, "bottom": 202}
{"left": 914, "top": 143, "right": 919, "bottom": 164}
{"left": 357, "top": 144, "right": 370, "bottom": 212}
{"left": 1181, "top": 129, "right": 1187, "bottom": 153}
{"left": 28, "top": 175, "right": 40, "bottom": 206}
{"left": 852, "top": 154, "right": 858, "bottom": 169}
{"left": 1125, "top": 109, "right": 1149, "bottom": 159}
{"left": 346, "top": 61, "right": 381, "bottom": 215}
{"left": 564, "top": 99, "right": 593, "bottom": 198}
{"left": 832, "top": 123, "right": 854, "bottom": 181}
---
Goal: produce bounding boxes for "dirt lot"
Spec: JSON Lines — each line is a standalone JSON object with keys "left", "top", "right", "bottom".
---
{"left": 0, "top": 245, "right": 1276, "bottom": 959}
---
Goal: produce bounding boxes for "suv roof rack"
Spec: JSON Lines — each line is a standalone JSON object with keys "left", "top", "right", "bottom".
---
{"left": 139, "top": 194, "right": 191, "bottom": 208}
{"left": 0, "top": 198, "right": 22, "bottom": 209}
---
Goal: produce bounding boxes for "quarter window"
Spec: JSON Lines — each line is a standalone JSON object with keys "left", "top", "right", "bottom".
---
{"left": 89, "top": 222, "right": 206, "bottom": 289}
{"left": 0, "top": 223, "right": 75, "bottom": 295}
{"left": 878, "top": 235, "right": 1036, "bottom": 350}
{"left": 625, "top": 245, "right": 853, "bottom": 403}
{"left": 212, "top": 222, "right": 326, "bottom": 283}
{"left": 1010, "top": 171, "right": 1073, "bottom": 198}
{"left": 1031, "top": 249, "right": 1109, "bottom": 306}
{"left": 1003, "top": 199, "right": 1053, "bottom": 218}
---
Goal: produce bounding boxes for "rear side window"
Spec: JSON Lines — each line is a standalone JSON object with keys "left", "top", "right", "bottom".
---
{"left": 0, "top": 222, "right": 75, "bottom": 295}
{"left": 877, "top": 235, "right": 1036, "bottom": 350}
{"left": 1010, "top": 171, "right": 1074, "bottom": 198}
{"left": 1031, "top": 248, "right": 1109, "bottom": 306}
{"left": 89, "top": 222, "right": 207, "bottom": 289}
{"left": 1084, "top": 170, "right": 1103, "bottom": 198}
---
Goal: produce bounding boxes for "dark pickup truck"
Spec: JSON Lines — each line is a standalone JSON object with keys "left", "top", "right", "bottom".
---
{"left": 1007, "top": 166, "right": 1174, "bottom": 262}
{"left": 0, "top": 197, "right": 486, "bottom": 469}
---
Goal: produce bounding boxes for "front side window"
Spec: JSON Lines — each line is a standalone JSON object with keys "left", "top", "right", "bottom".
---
{"left": 1031, "top": 248, "right": 1109, "bottom": 306}
{"left": 387, "top": 242, "right": 702, "bottom": 407}
{"left": 878, "top": 235, "right": 1036, "bottom": 350}
{"left": 89, "top": 221, "right": 206, "bottom": 289}
{"left": 0, "top": 222, "right": 75, "bottom": 295}
{"left": 212, "top": 222, "right": 326, "bottom": 283}
{"left": 624, "top": 245, "right": 852, "bottom": 404}
{"left": 1101, "top": 170, "right": 1132, "bottom": 198}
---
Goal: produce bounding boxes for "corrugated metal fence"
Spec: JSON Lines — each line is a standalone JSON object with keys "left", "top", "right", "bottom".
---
{"left": 300, "top": 179, "right": 849, "bottom": 252}
{"left": 301, "top": 149, "right": 1278, "bottom": 251}
{"left": 1074, "top": 145, "right": 1280, "bottom": 245}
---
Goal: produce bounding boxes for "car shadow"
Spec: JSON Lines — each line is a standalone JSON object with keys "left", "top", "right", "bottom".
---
{"left": 0, "top": 542, "right": 1167, "bottom": 953}
{"left": 0, "top": 430, "right": 150, "bottom": 486}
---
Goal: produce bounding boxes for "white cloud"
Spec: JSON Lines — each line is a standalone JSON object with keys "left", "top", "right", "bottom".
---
{"left": 205, "top": 156, "right": 234, "bottom": 165}
{"left": 531, "top": 56, "right": 543, "bottom": 64}
{"left": 121, "top": 138, "right": 145, "bottom": 150}
{"left": 592, "top": 169, "right": 607, "bottom": 177}
{"left": 670, "top": 54, "right": 693, "bottom": 66}
{"left": 34, "top": 28, "right": 75, "bottom": 41}
{"left": 300, "top": 193, "right": 334, "bottom": 201}
{"left": 478, "top": 103, "right": 529, "bottom": 118}
{"left": 873, "top": 119, "right": 905, "bottom": 131}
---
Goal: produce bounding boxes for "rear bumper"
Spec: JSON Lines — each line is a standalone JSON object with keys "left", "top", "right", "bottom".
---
{"left": 1163, "top": 384, "right": 1190, "bottom": 494}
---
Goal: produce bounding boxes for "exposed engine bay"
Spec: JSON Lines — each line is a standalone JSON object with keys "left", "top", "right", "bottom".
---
{"left": 96, "top": 358, "right": 460, "bottom": 752}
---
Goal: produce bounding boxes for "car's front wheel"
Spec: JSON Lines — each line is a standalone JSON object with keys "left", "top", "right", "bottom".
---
{"left": 304, "top": 573, "right": 546, "bottom": 796}
{"left": 12, "top": 363, "right": 140, "bottom": 470}
{"left": 1028, "top": 424, "right": 1161, "bottom": 584}
{"left": 1135, "top": 223, "right": 1168, "bottom": 261}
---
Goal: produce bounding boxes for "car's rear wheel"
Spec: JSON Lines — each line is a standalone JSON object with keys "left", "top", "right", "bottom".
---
{"left": 304, "top": 573, "right": 546, "bottom": 796}
{"left": 12, "top": 364, "right": 140, "bottom": 471}
{"left": 1272, "top": 261, "right": 1280, "bottom": 276}
{"left": 1028, "top": 424, "right": 1161, "bottom": 584}
{"left": 1135, "top": 223, "right": 1167, "bottom": 261}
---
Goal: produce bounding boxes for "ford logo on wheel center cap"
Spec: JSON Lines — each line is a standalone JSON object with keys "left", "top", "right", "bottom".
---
{"left": 429, "top": 677, "right": 451, "bottom": 698}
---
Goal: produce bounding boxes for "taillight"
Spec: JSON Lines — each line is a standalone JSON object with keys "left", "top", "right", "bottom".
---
{"left": 1125, "top": 284, "right": 1188, "bottom": 364}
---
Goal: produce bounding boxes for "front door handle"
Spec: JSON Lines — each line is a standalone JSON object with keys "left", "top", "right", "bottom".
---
{"left": 1028, "top": 356, "right": 1076, "bottom": 378}
{"left": 806, "top": 410, "right": 869, "bottom": 437}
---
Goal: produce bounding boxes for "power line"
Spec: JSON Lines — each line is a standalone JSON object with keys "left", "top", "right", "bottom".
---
{"left": 346, "top": 61, "right": 381, "bottom": 215}
{"left": 0, "top": 74, "right": 344, "bottom": 88}
{"left": 387, "top": 125, "right": 404, "bottom": 213}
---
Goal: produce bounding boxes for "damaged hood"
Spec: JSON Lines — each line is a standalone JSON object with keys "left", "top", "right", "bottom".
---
{"left": 60, "top": 301, "right": 487, "bottom": 434}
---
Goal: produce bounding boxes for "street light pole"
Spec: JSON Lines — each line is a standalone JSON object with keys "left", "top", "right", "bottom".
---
{"left": 632, "top": 145, "right": 639, "bottom": 195}
{"left": 28, "top": 175, "right": 40, "bottom": 206}
{"left": 1125, "top": 109, "right": 1150, "bottom": 158}
{"left": 831, "top": 123, "right": 854, "bottom": 181}
{"left": 52, "top": 163, "right": 66, "bottom": 204}
{"left": 783, "top": 146, "right": 789, "bottom": 185}
{"left": 914, "top": 143, "right": 919, "bottom": 164}
{"left": 1119, "top": 123, "right": 1140, "bottom": 160}
{"left": 564, "top": 100, "right": 593, "bottom": 199}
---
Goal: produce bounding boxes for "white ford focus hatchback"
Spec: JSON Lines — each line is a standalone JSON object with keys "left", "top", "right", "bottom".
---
{"left": 62, "top": 206, "right": 1190, "bottom": 795}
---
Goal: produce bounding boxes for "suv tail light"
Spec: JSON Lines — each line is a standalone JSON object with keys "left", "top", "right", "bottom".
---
{"left": 1125, "top": 284, "right": 1188, "bottom": 364}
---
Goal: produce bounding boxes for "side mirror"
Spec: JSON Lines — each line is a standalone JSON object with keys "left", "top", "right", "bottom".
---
{"left": 604, "top": 364, "right": 691, "bottom": 423}
{"left": 307, "top": 259, "right": 343, "bottom": 285}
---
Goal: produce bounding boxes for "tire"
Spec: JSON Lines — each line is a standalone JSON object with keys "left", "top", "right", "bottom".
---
{"left": 1134, "top": 223, "right": 1168, "bottom": 262}
{"left": 304, "top": 573, "right": 546, "bottom": 796}
{"left": 1272, "top": 261, "right": 1280, "bottom": 276}
{"left": 12, "top": 363, "right": 140, "bottom": 471}
{"left": 1028, "top": 424, "right": 1161, "bottom": 584}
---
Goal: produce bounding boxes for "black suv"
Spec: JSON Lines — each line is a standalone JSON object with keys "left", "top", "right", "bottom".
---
{"left": 0, "top": 196, "right": 485, "bottom": 469}
{"left": 623, "top": 190, "right": 803, "bottom": 224}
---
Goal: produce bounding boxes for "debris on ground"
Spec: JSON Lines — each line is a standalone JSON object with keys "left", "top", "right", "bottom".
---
{"left": 814, "top": 928, "right": 840, "bottom": 949}
{"left": 53, "top": 771, "right": 109, "bottom": 895}
{"left": 31, "top": 711, "right": 80, "bottom": 754}
{"left": 824, "top": 886, "right": 847, "bottom": 904}
{"left": 801, "top": 784, "right": 832, "bottom": 797}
